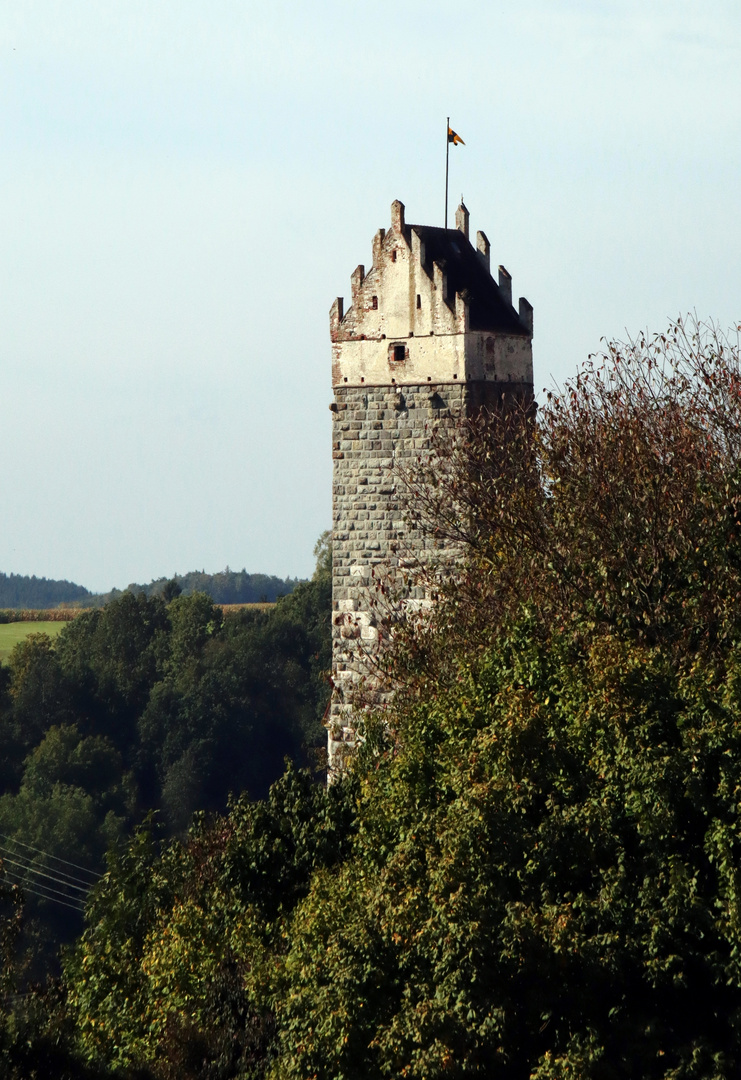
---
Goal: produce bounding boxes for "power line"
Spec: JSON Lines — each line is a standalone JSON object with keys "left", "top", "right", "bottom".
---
{"left": 0, "top": 842, "right": 94, "bottom": 894}
{"left": 0, "top": 842, "right": 93, "bottom": 891}
{"left": 0, "top": 851, "right": 90, "bottom": 898}
{"left": 2, "top": 862, "right": 87, "bottom": 903}
{"left": 0, "top": 832, "right": 100, "bottom": 881}
{"left": 2, "top": 871, "right": 85, "bottom": 913}
{"left": 2, "top": 868, "right": 86, "bottom": 909}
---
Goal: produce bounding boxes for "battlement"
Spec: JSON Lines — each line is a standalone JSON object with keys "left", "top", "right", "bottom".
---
{"left": 330, "top": 200, "right": 533, "bottom": 389}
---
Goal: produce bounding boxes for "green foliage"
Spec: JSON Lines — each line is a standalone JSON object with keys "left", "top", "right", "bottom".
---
{"left": 312, "top": 530, "right": 332, "bottom": 583}
{"left": 6, "top": 634, "right": 74, "bottom": 755}
{"left": 0, "top": 864, "right": 112, "bottom": 1079}
{"left": 270, "top": 625, "right": 741, "bottom": 1077}
{"left": 0, "top": 572, "right": 91, "bottom": 609}
{"left": 0, "top": 535, "right": 330, "bottom": 997}
{"left": 25, "top": 320, "right": 741, "bottom": 1075}
{"left": 64, "top": 766, "right": 357, "bottom": 1079}
{"left": 49, "top": 321, "right": 741, "bottom": 1077}
{"left": 137, "top": 577, "right": 330, "bottom": 830}
{"left": 0, "top": 539, "right": 332, "bottom": 992}
{"left": 56, "top": 592, "right": 171, "bottom": 743}
{"left": 122, "top": 567, "right": 302, "bottom": 605}
{"left": 0, "top": 725, "right": 130, "bottom": 975}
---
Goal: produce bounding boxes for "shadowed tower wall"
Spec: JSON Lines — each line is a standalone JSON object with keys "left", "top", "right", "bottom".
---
{"left": 328, "top": 199, "right": 533, "bottom": 771}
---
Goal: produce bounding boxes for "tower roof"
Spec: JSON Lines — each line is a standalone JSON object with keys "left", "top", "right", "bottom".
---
{"left": 409, "top": 223, "right": 527, "bottom": 335}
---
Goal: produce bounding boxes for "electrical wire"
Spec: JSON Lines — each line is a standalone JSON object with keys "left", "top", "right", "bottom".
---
{"left": 0, "top": 842, "right": 92, "bottom": 891}
{"left": 0, "top": 851, "right": 90, "bottom": 897}
{"left": 2, "top": 868, "right": 85, "bottom": 909}
{"left": 0, "top": 832, "right": 100, "bottom": 881}
{"left": 2, "top": 862, "right": 86, "bottom": 902}
{"left": 2, "top": 871, "right": 85, "bottom": 912}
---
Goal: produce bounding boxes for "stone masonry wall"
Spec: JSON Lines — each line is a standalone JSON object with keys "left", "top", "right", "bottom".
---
{"left": 328, "top": 381, "right": 463, "bottom": 769}
{"left": 328, "top": 379, "right": 530, "bottom": 770}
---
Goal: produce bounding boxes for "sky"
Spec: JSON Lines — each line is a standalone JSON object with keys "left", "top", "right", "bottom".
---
{"left": 1, "top": 1, "right": 739, "bottom": 591}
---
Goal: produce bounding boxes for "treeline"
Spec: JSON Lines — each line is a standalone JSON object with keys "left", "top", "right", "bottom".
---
{"left": 0, "top": 573, "right": 91, "bottom": 609}
{"left": 116, "top": 568, "right": 301, "bottom": 605}
{"left": 0, "top": 552, "right": 330, "bottom": 982}
{"left": 0, "top": 568, "right": 303, "bottom": 610}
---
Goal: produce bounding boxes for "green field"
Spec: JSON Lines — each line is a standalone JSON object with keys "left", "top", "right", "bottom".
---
{"left": 0, "top": 621, "right": 67, "bottom": 661}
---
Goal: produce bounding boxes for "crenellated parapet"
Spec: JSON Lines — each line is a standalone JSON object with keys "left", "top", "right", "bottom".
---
{"left": 330, "top": 199, "right": 533, "bottom": 393}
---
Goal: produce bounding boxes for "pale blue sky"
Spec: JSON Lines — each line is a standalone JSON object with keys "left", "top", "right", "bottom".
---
{"left": 1, "top": 1, "right": 739, "bottom": 590}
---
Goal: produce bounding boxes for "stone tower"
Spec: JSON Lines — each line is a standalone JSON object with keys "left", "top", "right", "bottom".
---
{"left": 328, "top": 199, "right": 533, "bottom": 770}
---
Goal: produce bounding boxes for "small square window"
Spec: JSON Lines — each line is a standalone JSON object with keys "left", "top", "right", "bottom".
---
{"left": 393, "top": 344, "right": 405, "bottom": 362}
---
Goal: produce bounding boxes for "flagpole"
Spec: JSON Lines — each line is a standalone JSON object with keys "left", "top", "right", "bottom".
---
{"left": 444, "top": 115, "right": 450, "bottom": 230}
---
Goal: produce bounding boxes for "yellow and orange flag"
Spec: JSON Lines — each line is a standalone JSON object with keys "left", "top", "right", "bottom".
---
{"left": 448, "top": 126, "right": 465, "bottom": 146}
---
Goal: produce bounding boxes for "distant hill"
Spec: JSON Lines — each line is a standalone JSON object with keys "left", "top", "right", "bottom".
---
{"left": 119, "top": 568, "right": 302, "bottom": 604}
{"left": 0, "top": 572, "right": 92, "bottom": 609}
{"left": 0, "top": 567, "right": 303, "bottom": 610}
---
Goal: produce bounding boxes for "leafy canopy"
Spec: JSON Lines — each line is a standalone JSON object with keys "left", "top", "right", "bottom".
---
{"left": 62, "top": 319, "right": 741, "bottom": 1079}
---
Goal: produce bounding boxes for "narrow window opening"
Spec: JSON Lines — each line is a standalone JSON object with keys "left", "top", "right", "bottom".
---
{"left": 416, "top": 294, "right": 421, "bottom": 309}
{"left": 391, "top": 250, "right": 397, "bottom": 262}
{"left": 372, "top": 296, "right": 378, "bottom": 310}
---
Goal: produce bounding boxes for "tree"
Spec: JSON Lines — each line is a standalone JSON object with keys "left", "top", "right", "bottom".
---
{"left": 0, "top": 539, "right": 334, "bottom": 1001}
{"left": 268, "top": 318, "right": 741, "bottom": 1078}
{"left": 64, "top": 766, "right": 357, "bottom": 1079}
{"left": 392, "top": 317, "right": 741, "bottom": 668}
{"left": 161, "top": 579, "right": 183, "bottom": 603}
{"left": 55, "top": 318, "right": 741, "bottom": 1078}
{"left": 5, "top": 634, "right": 74, "bottom": 757}
{"left": 55, "top": 592, "right": 170, "bottom": 750}
{"left": 312, "top": 530, "right": 332, "bottom": 584}
{"left": 0, "top": 724, "right": 131, "bottom": 977}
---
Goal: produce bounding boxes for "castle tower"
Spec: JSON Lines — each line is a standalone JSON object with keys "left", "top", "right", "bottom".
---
{"left": 329, "top": 199, "right": 533, "bottom": 770}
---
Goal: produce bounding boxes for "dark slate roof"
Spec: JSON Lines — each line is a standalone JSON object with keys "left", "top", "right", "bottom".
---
{"left": 410, "top": 225, "right": 528, "bottom": 335}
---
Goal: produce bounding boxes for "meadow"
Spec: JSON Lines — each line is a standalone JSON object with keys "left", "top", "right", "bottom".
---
{"left": 0, "top": 619, "right": 68, "bottom": 660}
{"left": 0, "top": 604, "right": 275, "bottom": 662}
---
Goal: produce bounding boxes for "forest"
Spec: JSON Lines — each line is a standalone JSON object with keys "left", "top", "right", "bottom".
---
{"left": 107, "top": 569, "right": 302, "bottom": 606}
{"left": 0, "top": 573, "right": 92, "bottom": 609}
{"left": 0, "top": 568, "right": 301, "bottom": 610}
{"left": 6, "top": 318, "right": 741, "bottom": 1078}
{"left": 0, "top": 542, "right": 330, "bottom": 990}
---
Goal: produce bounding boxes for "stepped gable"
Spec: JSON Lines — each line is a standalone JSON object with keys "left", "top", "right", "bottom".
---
{"left": 330, "top": 199, "right": 532, "bottom": 391}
